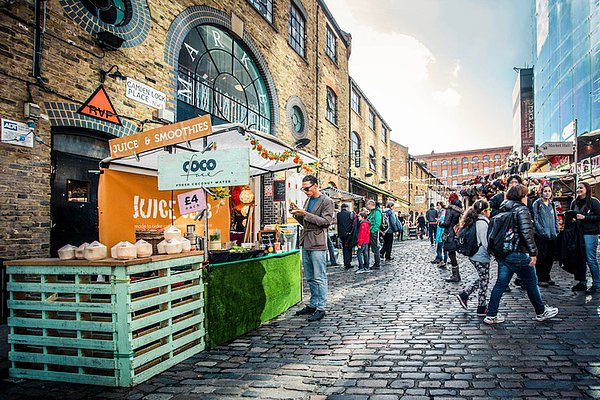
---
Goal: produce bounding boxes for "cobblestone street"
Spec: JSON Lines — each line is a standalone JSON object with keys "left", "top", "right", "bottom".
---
{"left": 2, "top": 239, "right": 600, "bottom": 399}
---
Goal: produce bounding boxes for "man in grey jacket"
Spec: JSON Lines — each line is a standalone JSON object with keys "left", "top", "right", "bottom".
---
{"left": 291, "top": 175, "right": 334, "bottom": 321}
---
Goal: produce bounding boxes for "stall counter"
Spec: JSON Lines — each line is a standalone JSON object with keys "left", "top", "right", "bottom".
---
{"left": 205, "top": 250, "right": 301, "bottom": 348}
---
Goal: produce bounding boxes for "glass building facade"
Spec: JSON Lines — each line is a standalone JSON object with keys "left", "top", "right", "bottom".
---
{"left": 534, "top": 0, "right": 600, "bottom": 144}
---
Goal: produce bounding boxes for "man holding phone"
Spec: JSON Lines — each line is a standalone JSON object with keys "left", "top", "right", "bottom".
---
{"left": 290, "top": 175, "right": 334, "bottom": 321}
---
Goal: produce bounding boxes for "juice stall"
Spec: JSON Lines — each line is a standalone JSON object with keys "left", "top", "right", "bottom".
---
{"left": 5, "top": 118, "right": 318, "bottom": 386}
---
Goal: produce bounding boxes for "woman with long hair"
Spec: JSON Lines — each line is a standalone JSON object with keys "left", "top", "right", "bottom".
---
{"left": 570, "top": 182, "right": 600, "bottom": 294}
{"left": 456, "top": 199, "right": 491, "bottom": 316}
{"left": 439, "top": 192, "right": 464, "bottom": 282}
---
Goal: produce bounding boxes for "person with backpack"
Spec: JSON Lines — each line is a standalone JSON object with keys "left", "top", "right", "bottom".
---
{"left": 439, "top": 192, "right": 464, "bottom": 282}
{"left": 337, "top": 203, "right": 356, "bottom": 270}
{"left": 532, "top": 185, "right": 559, "bottom": 286}
{"left": 431, "top": 201, "right": 449, "bottom": 267}
{"left": 570, "top": 182, "right": 600, "bottom": 295}
{"left": 381, "top": 201, "right": 401, "bottom": 261}
{"left": 484, "top": 184, "right": 559, "bottom": 325}
{"left": 356, "top": 211, "right": 371, "bottom": 274}
{"left": 456, "top": 199, "right": 491, "bottom": 317}
{"left": 366, "top": 199, "right": 382, "bottom": 270}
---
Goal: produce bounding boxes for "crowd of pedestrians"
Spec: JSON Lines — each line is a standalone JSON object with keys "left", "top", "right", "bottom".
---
{"left": 293, "top": 174, "right": 600, "bottom": 325}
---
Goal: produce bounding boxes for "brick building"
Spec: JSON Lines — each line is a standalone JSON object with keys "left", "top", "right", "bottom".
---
{"left": 0, "top": 0, "right": 352, "bottom": 259}
{"left": 415, "top": 146, "right": 513, "bottom": 189}
{"left": 348, "top": 78, "right": 396, "bottom": 204}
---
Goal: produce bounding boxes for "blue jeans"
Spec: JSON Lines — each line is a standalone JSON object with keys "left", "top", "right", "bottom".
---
{"left": 301, "top": 248, "right": 328, "bottom": 311}
{"left": 357, "top": 243, "right": 370, "bottom": 270}
{"left": 435, "top": 242, "right": 448, "bottom": 262}
{"left": 487, "top": 252, "right": 545, "bottom": 317}
{"left": 327, "top": 234, "right": 337, "bottom": 265}
{"left": 584, "top": 235, "right": 600, "bottom": 287}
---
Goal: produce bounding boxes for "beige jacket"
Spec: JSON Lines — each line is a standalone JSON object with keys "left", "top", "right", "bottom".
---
{"left": 294, "top": 195, "right": 334, "bottom": 250}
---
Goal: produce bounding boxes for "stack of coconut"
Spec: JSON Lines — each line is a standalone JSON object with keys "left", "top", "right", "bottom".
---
{"left": 56, "top": 226, "right": 192, "bottom": 261}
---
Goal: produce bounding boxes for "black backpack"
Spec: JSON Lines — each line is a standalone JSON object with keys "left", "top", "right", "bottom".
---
{"left": 487, "top": 209, "right": 518, "bottom": 258}
{"left": 456, "top": 221, "right": 485, "bottom": 257}
{"left": 379, "top": 210, "right": 390, "bottom": 234}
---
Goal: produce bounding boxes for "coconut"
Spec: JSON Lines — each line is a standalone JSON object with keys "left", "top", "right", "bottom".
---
{"left": 180, "top": 237, "right": 191, "bottom": 252}
{"left": 84, "top": 241, "right": 107, "bottom": 261}
{"left": 116, "top": 241, "right": 137, "bottom": 260}
{"left": 164, "top": 238, "right": 182, "bottom": 254}
{"left": 163, "top": 225, "right": 182, "bottom": 241}
{"left": 75, "top": 242, "right": 89, "bottom": 259}
{"left": 135, "top": 239, "right": 153, "bottom": 257}
{"left": 111, "top": 241, "right": 125, "bottom": 258}
{"left": 57, "top": 244, "right": 77, "bottom": 260}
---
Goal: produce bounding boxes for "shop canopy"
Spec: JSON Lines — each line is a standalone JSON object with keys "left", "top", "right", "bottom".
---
{"left": 321, "top": 186, "right": 364, "bottom": 202}
{"left": 101, "top": 123, "right": 318, "bottom": 176}
{"left": 527, "top": 171, "right": 572, "bottom": 179}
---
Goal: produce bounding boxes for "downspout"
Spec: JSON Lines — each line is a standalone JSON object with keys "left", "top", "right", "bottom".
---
{"left": 347, "top": 76, "right": 352, "bottom": 193}
{"left": 33, "top": 0, "right": 45, "bottom": 81}
{"left": 314, "top": 3, "right": 320, "bottom": 160}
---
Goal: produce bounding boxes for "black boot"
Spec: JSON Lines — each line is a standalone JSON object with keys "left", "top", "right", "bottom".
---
{"left": 445, "top": 267, "right": 461, "bottom": 282}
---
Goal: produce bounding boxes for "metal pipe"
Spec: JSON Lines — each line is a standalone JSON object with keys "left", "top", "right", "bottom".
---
{"left": 32, "top": 0, "right": 44, "bottom": 80}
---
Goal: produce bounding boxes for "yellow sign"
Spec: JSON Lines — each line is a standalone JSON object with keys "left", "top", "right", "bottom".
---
{"left": 108, "top": 115, "right": 212, "bottom": 159}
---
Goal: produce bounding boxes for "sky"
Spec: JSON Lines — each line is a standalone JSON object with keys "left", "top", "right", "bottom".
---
{"left": 326, "top": 0, "right": 535, "bottom": 155}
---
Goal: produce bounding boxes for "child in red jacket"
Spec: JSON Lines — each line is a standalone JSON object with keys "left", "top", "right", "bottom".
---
{"left": 356, "top": 212, "right": 371, "bottom": 273}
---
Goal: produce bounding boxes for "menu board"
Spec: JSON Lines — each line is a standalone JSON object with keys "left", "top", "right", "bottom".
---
{"left": 259, "top": 230, "right": 277, "bottom": 246}
{"left": 273, "top": 180, "right": 286, "bottom": 202}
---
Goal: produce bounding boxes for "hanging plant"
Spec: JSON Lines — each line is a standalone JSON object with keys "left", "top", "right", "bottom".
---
{"left": 208, "top": 186, "right": 230, "bottom": 200}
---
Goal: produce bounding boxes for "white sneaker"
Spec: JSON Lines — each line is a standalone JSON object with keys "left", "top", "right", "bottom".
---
{"left": 483, "top": 314, "right": 505, "bottom": 325}
{"left": 535, "top": 305, "right": 558, "bottom": 322}
{"left": 356, "top": 269, "right": 367, "bottom": 274}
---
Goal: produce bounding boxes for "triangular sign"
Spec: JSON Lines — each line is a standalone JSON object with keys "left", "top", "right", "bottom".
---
{"left": 77, "top": 85, "right": 122, "bottom": 125}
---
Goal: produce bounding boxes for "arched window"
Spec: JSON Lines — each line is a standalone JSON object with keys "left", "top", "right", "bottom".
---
{"left": 326, "top": 87, "right": 337, "bottom": 124}
{"left": 451, "top": 158, "right": 458, "bottom": 165}
{"left": 494, "top": 154, "right": 501, "bottom": 160}
{"left": 177, "top": 25, "right": 272, "bottom": 132}
{"left": 81, "top": 0, "right": 130, "bottom": 26}
{"left": 369, "top": 146, "right": 376, "bottom": 171}
{"left": 441, "top": 159, "right": 448, "bottom": 166}
{"left": 483, "top": 155, "right": 490, "bottom": 162}
{"left": 472, "top": 156, "right": 479, "bottom": 163}
{"left": 462, "top": 157, "right": 468, "bottom": 164}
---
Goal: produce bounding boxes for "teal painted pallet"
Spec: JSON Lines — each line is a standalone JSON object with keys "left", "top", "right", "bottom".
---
{"left": 6, "top": 254, "right": 205, "bottom": 387}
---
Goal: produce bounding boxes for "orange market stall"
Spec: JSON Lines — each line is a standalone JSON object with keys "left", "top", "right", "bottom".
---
{"left": 100, "top": 120, "right": 319, "bottom": 349}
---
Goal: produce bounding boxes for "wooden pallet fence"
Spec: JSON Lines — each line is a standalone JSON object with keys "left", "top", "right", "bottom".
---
{"left": 6, "top": 254, "right": 205, "bottom": 387}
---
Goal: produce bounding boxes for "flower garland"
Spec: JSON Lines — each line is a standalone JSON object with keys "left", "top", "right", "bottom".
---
{"left": 246, "top": 134, "right": 321, "bottom": 174}
{"left": 208, "top": 186, "right": 230, "bottom": 200}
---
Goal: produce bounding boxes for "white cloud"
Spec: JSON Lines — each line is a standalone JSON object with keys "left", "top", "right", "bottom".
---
{"left": 432, "top": 88, "right": 461, "bottom": 107}
{"left": 452, "top": 61, "right": 461, "bottom": 78}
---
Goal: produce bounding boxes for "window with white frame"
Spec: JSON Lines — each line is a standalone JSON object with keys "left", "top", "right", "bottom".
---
{"left": 325, "top": 25, "right": 337, "bottom": 62}
{"left": 441, "top": 169, "right": 448, "bottom": 178}
{"left": 247, "top": 0, "right": 273, "bottom": 23}
{"left": 326, "top": 87, "right": 337, "bottom": 124}
{"left": 382, "top": 157, "right": 388, "bottom": 179}
{"left": 351, "top": 90, "right": 360, "bottom": 114}
{"left": 288, "top": 3, "right": 305, "bottom": 57}
{"left": 368, "top": 109, "right": 375, "bottom": 130}
{"left": 381, "top": 126, "right": 387, "bottom": 142}
{"left": 369, "top": 146, "right": 376, "bottom": 171}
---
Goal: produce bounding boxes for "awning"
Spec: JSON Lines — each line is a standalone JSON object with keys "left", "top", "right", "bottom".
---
{"left": 351, "top": 178, "right": 400, "bottom": 201}
{"left": 321, "top": 186, "right": 364, "bottom": 202}
{"left": 101, "top": 123, "right": 318, "bottom": 177}
{"left": 527, "top": 171, "right": 572, "bottom": 179}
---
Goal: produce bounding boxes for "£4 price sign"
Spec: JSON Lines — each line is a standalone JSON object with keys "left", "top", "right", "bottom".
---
{"left": 177, "top": 189, "right": 207, "bottom": 216}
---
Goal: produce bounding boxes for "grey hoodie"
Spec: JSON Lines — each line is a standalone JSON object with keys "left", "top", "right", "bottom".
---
{"left": 470, "top": 214, "right": 491, "bottom": 264}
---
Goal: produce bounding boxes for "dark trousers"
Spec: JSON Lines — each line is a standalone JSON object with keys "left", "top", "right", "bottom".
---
{"left": 448, "top": 251, "right": 458, "bottom": 267}
{"left": 340, "top": 236, "right": 353, "bottom": 268}
{"left": 534, "top": 234, "right": 555, "bottom": 282}
{"left": 428, "top": 223, "right": 437, "bottom": 244}
{"left": 380, "top": 232, "right": 394, "bottom": 260}
{"left": 418, "top": 225, "right": 426, "bottom": 239}
{"left": 369, "top": 231, "right": 381, "bottom": 268}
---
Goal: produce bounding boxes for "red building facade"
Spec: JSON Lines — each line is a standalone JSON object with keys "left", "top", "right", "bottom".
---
{"left": 415, "top": 146, "right": 513, "bottom": 188}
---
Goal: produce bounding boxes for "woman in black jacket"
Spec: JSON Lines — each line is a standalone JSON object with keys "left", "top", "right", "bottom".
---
{"left": 484, "top": 184, "right": 558, "bottom": 325}
{"left": 440, "top": 192, "right": 463, "bottom": 282}
{"left": 570, "top": 182, "right": 600, "bottom": 294}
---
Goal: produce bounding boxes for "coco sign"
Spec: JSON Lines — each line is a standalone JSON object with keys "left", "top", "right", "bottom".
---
{"left": 157, "top": 148, "right": 250, "bottom": 191}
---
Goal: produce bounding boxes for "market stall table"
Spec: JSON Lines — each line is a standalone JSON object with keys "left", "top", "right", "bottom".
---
{"left": 5, "top": 252, "right": 205, "bottom": 387}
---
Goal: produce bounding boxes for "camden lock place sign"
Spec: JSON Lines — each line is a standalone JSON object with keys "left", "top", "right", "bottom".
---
{"left": 157, "top": 148, "right": 250, "bottom": 191}
{"left": 108, "top": 115, "right": 211, "bottom": 159}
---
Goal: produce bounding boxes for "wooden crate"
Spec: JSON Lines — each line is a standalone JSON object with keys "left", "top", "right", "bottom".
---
{"left": 6, "top": 254, "right": 205, "bottom": 387}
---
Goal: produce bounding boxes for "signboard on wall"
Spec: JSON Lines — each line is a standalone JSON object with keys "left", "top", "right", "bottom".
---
{"left": 1, "top": 118, "right": 33, "bottom": 148}
{"left": 108, "top": 115, "right": 211, "bottom": 159}
{"left": 520, "top": 96, "right": 534, "bottom": 155}
{"left": 273, "top": 180, "right": 286, "bottom": 202}
{"left": 415, "top": 195, "right": 426, "bottom": 204}
{"left": 77, "top": 85, "right": 122, "bottom": 125}
{"left": 126, "top": 78, "right": 167, "bottom": 109}
{"left": 539, "top": 141, "right": 575, "bottom": 156}
{"left": 158, "top": 148, "right": 249, "bottom": 190}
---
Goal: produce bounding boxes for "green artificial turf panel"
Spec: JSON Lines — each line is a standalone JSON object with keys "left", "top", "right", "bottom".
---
{"left": 205, "top": 251, "right": 301, "bottom": 348}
